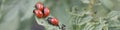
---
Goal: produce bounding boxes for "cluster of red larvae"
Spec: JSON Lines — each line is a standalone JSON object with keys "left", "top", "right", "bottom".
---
{"left": 33, "top": 2, "right": 66, "bottom": 30}
{"left": 33, "top": 2, "right": 50, "bottom": 18}
{"left": 33, "top": 2, "right": 59, "bottom": 26}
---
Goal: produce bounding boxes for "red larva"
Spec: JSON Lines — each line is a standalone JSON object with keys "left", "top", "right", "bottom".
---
{"left": 33, "top": 9, "right": 43, "bottom": 18}
{"left": 47, "top": 17, "right": 59, "bottom": 26}
{"left": 51, "top": 18, "right": 59, "bottom": 26}
{"left": 43, "top": 7, "right": 50, "bottom": 17}
{"left": 35, "top": 2, "right": 44, "bottom": 11}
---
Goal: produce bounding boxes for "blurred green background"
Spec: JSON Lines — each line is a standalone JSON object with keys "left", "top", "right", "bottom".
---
{"left": 0, "top": 0, "right": 120, "bottom": 30}
{"left": 0, "top": 0, "right": 36, "bottom": 30}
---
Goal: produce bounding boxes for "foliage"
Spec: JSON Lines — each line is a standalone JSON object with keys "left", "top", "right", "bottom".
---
{"left": 0, "top": 0, "right": 120, "bottom": 30}
{"left": 39, "top": 0, "right": 120, "bottom": 30}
